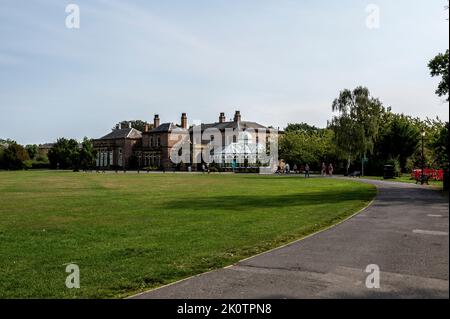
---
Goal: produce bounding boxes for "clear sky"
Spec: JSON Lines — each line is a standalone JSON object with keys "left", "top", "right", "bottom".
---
{"left": 1, "top": 0, "right": 449, "bottom": 145}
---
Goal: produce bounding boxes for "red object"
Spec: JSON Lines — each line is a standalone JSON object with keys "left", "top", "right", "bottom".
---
{"left": 411, "top": 169, "right": 444, "bottom": 181}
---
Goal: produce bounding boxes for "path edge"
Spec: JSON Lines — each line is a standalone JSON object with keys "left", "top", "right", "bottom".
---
{"left": 126, "top": 184, "right": 378, "bottom": 299}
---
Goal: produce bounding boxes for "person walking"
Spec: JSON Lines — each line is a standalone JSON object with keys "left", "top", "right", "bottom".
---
{"left": 328, "top": 163, "right": 334, "bottom": 177}
{"left": 285, "top": 163, "right": 290, "bottom": 174}
{"left": 293, "top": 164, "right": 298, "bottom": 174}
{"left": 321, "top": 162, "right": 327, "bottom": 176}
{"left": 305, "top": 164, "right": 310, "bottom": 178}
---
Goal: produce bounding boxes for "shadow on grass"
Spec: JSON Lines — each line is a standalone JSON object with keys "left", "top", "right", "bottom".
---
{"left": 160, "top": 189, "right": 375, "bottom": 211}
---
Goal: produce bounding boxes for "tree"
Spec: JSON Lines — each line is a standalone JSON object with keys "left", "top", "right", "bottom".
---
{"left": 2, "top": 142, "right": 30, "bottom": 170}
{"left": 115, "top": 120, "right": 151, "bottom": 132}
{"left": 330, "top": 87, "right": 384, "bottom": 174}
{"left": 25, "top": 144, "right": 39, "bottom": 160}
{"left": 79, "top": 137, "right": 97, "bottom": 170}
{"left": 428, "top": 49, "right": 449, "bottom": 101}
{"left": 424, "top": 118, "right": 449, "bottom": 168}
{"left": 279, "top": 128, "right": 336, "bottom": 169}
{"left": 374, "top": 113, "right": 420, "bottom": 172}
{"left": 48, "top": 138, "right": 80, "bottom": 169}
{"left": 284, "top": 123, "right": 323, "bottom": 134}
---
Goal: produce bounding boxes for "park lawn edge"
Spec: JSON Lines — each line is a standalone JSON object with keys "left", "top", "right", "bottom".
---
{"left": 124, "top": 184, "right": 377, "bottom": 299}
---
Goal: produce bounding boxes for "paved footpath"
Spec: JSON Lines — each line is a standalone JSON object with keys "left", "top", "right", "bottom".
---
{"left": 132, "top": 179, "right": 449, "bottom": 299}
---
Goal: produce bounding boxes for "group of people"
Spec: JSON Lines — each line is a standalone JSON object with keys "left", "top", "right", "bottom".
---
{"left": 276, "top": 162, "right": 334, "bottom": 178}
{"left": 321, "top": 162, "right": 334, "bottom": 177}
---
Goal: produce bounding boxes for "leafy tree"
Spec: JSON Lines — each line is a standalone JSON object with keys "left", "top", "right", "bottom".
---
{"left": 424, "top": 118, "right": 449, "bottom": 168}
{"left": 284, "top": 123, "right": 323, "bottom": 134}
{"left": 433, "top": 122, "right": 449, "bottom": 168}
{"left": 374, "top": 113, "right": 420, "bottom": 171}
{"left": 25, "top": 144, "right": 39, "bottom": 160}
{"left": 79, "top": 137, "right": 97, "bottom": 170}
{"left": 115, "top": 120, "right": 152, "bottom": 132}
{"left": 330, "top": 87, "right": 385, "bottom": 174}
{"left": 428, "top": 49, "right": 449, "bottom": 101}
{"left": 2, "top": 142, "right": 30, "bottom": 170}
{"left": 279, "top": 128, "right": 336, "bottom": 169}
{"left": 48, "top": 138, "right": 80, "bottom": 169}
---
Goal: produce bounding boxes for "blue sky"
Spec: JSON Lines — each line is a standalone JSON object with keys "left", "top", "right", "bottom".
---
{"left": 0, "top": 0, "right": 448, "bottom": 144}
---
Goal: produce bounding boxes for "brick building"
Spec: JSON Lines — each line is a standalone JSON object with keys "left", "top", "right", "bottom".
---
{"left": 93, "top": 111, "right": 277, "bottom": 171}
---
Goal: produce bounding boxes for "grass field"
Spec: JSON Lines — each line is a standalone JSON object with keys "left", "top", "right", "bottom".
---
{"left": 0, "top": 171, "right": 376, "bottom": 298}
{"left": 363, "top": 175, "right": 444, "bottom": 187}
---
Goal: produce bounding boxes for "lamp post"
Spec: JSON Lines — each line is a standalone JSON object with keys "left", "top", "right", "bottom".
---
{"left": 421, "top": 130, "right": 426, "bottom": 185}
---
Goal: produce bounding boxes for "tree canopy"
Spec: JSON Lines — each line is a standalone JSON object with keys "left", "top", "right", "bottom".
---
{"left": 330, "top": 87, "right": 385, "bottom": 173}
{"left": 428, "top": 49, "right": 449, "bottom": 101}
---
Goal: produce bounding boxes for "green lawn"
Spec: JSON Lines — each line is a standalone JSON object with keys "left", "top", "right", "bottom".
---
{"left": 363, "top": 175, "right": 443, "bottom": 187}
{"left": 0, "top": 171, "right": 375, "bottom": 298}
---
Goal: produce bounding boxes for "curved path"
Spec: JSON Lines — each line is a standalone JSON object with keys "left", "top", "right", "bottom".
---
{"left": 132, "top": 179, "right": 449, "bottom": 299}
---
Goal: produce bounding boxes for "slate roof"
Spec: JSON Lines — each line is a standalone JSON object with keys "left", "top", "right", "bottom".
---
{"left": 188, "top": 121, "right": 267, "bottom": 133}
{"left": 150, "top": 123, "right": 188, "bottom": 133}
{"left": 98, "top": 128, "right": 142, "bottom": 140}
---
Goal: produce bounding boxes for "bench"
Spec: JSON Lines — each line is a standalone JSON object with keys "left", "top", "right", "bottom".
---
{"left": 349, "top": 171, "right": 361, "bottom": 178}
{"left": 415, "top": 174, "right": 430, "bottom": 185}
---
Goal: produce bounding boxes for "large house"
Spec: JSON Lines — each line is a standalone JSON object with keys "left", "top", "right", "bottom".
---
{"left": 93, "top": 111, "right": 278, "bottom": 171}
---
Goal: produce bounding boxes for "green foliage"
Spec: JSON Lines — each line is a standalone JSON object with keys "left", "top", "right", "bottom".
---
{"left": 48, "top": 138, "right": 80, "bottom": 169}
{"left": 279, "top": 128, "right": 337, "bottom": 169}
{"left": 25, "top": 144, "right": 39, "bottom": 160}
{"left": 285, "top": 123, "right": 323, "bottom": 134}
{"left": 385, "top": 157, "right": 401, "bottom": 177}
{"left": 79, "top": 138, "right": 97, "bottom": 170}
{"left": 116, "top": 120, "right": 151, "bottom": 132}
{"left": 424, "top": 118, "right": 449, "bottom": 168}
{"left": 330, "top": 87, "right": 385, "bottom": 173}
{"left": 368, "top": 113, "right": 420, "bottom": 174}
{"left": 428, "top": 49, "right": 449, "bottom": 101}
{"left": 1, "top": 142, "right": 30, "bottom": 170}
{"left": 48, "top": 137, "right": 97, "bottom": 170}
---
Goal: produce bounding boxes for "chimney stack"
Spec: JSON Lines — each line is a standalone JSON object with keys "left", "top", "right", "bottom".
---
{"left": 154, "top": 114, "right": 160, "bottom": 128}
{"left": 181, "top": 113, "right": 187, "bottom": 129}
{"left": 234, "top": 110, "right": 241, "bottom": 123}
{"left": 144, "top": 123, "right": 149, "bottom": 132}
{"left": 219, "top": 112, "right": 226, "bottom": 123}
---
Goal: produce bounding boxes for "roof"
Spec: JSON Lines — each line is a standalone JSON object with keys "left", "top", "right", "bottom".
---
{"left": 98, "top": 128, "right": 142, "bottom": 140}
{"left": 150, "top": 123, "right": 188, "bottom": 133}
{"left": 188, "top": 121, "right": 267, "bottom": 133}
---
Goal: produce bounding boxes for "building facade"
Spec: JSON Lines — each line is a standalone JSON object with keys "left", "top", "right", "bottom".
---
{"left": 93, "top": 111, "right": 277, "bottom": 171}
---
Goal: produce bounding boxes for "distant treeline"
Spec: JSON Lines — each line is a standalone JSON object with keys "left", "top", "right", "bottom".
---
{"left": 279, "top": 87, "right": 448, "bottom": 176}
{"left": 0, "top": 137, "right": 96, "bottom": 171}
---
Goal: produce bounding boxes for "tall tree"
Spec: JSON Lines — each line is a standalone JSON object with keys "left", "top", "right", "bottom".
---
{"left": 330, "top": 87, "right": 384, "bottom": 174}
{"left": 79, "top": 137, "right": 97, "bottom": 170}
{"left": 48, "top": 138, "right": 80, "bottom": 169}
{"left": 279, "top": 128, "right": 336, "bottom": 169}
{"left": 428, "top": 49, "right": 449, "bottom": 101}
{"left": 375, "top": 113, "right": 420, "bottom": 171}
{"left": 115, "top": 120, "right": 151, "bottom": 132}
{"left": 2, "top": 142, "right": 30, "bottom": 170}
{"left": 25, "top": 144, "right": 39, "bottom": 160}
{"left": 284, "top": 123, "right": 323, "bottom": 134}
